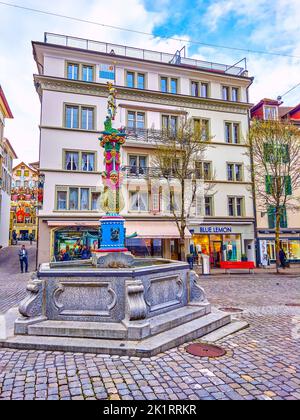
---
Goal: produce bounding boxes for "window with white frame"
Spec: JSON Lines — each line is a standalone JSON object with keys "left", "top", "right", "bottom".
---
{"left": 162, "top": 115, "right": 178, "bottom": 133}
{"left": 195, "top": 161, "right": 212, "bottom": 180}
{"left": 225, "top": 122, "right": 240, "bottom": 144}
{"left": 194, "top": 118, "right": 210, "bottom": 141}
{"left": 264, "top": 106, "right": 278, "bottom": 120}
{"left": 205, "top": 196, "right": 213, "bottom": 216}
{"left": 127, "top": 111, "right": 145, "bottom": 129}
{"left": 64, "top": 151, "right": 96, "bottom": 172}
{"left": 126, "top": 71, "right": 146, "bottom": 89}
{"left": 56, "top": 187, "right": 99, "bottom": 211}
{"left": 67, "top": 62, "right": 94, "bottom": 82}
{"left": 65, "top": 105, "right": 95, "bottom": 130}
{"left": 129, "top": 191, "right": 148, "bottom": 212}
{"left": 227, "top": 163, "right": 243, "bottom": 182}
{"left": 160, "top": 76, "right": 179, "bottom": 94}
{"left": 129, "top": 155, "right": 147, "bottom": 175}
{"left": 228, "top": 196, "right": 244, "bottom": 217}
{"left": 222, "top": 86, "right": 240, "bottom": 102}
{"left": 191, "top": 81, "right": 209, "bottom": 98}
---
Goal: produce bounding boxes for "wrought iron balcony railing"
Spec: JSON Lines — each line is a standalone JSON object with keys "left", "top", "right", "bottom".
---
{"left": 44, "top": 33, "right": 247, "bottom": 77}
{"left": 121, "top": 166, "right": 178, "bottom": 179}
{"left": 124, "top": 127, "right": 178, "bottom": 144}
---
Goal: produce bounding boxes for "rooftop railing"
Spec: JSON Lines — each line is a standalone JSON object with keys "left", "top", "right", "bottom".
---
{"left": 44, "top": 33, "right": 248, "bottom": 77}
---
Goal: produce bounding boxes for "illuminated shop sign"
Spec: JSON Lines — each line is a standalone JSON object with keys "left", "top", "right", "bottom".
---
{"left": 199, "top": 226, "right": 233, "bottom": 234}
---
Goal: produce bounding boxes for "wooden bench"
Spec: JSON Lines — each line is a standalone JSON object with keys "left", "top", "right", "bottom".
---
{"left": 220, "top": 261, "right": 256, "bottom": 274}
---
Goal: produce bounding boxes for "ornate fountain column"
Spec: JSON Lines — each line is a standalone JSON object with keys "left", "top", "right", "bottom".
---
{"left": 92, "top": 84, "right": 134, "bottom": 268}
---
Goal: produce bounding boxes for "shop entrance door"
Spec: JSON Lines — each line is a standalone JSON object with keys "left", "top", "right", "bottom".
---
{"left": 170, "top": 240, "right": 179, "bottom": 260}
{"left": 212, "top": 241, "right": 222, "bottom": 267}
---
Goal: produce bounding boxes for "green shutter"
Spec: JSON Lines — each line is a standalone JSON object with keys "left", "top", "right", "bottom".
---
{"left": 267, "top": 206, "right": 276, "bottom": 229}
{"left": 280, "top": 206, "right": 288, "bottom": 228}
{"left": 264, "top": 143, "right": 273, "bottom": 163}
{"left": 281, "top": 145, "right": 290, "bottom": 164}
{"left": 285, "top": 176, "right": 292, "bottom": 196}
{"left": 265, "top": 175, "right": 273, "bottom": 194}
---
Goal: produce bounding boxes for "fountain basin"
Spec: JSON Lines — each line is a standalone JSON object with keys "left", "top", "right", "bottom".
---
{"left": 4, "top": 259, "right": 231, "bottom": 357}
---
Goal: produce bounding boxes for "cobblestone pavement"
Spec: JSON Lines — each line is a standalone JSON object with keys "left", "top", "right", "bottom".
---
{"left": 0, "top": 274, "right": 299, "bottom": 400}
{"left": 0, "top": 243, "right": 36, "bottom": 314}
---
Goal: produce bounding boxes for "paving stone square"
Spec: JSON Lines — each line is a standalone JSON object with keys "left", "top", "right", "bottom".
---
{"left": 0, "top": 245, "right": 299, "bottom": 400}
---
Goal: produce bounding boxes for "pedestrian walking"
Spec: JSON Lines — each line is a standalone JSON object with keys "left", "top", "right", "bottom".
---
{"left": 12, "top": 231, "right": 17, "bottom": 245}
{"left": 279, "top": 248, "right": 287, "bottom": 269}
{"left": 18, "top": 245, "right": 29, "bottom": 273}
{"left": 29, "top": 233, "right": 34, "bottom": 245}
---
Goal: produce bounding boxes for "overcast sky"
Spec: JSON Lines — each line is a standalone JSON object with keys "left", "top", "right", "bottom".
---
{"left": 1, "top": 0, "right": 300, "bottom": 163}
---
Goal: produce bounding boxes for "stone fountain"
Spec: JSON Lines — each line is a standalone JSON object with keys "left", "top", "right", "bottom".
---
{"left": 0, "top": 85, "right": 231, "bottom": 357}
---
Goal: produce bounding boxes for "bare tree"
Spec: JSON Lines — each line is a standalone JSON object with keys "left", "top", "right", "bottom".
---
{"left": 152, "top": 117, "right": 214, "bottom": 261}
{"left": 249, "top": 119, "right": 300, "bottom": 272}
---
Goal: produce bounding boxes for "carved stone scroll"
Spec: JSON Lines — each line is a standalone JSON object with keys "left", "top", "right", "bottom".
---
{"left": 19, "top": 275, "right": 44, "bottom": 318}
{"left": 125, "top": 280, "right": 147, "bottom": 321}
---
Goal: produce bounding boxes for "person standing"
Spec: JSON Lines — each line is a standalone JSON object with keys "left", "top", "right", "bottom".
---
{"left": 18, "top": 245, "right": 29, "bottom": 273}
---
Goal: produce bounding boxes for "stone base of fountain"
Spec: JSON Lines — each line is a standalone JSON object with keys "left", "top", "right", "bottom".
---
{"left": 0, "top": 260, "right": 231, "bottom": 357}
{"left": 92, "top": 251, "right": 135, "bottom": 268}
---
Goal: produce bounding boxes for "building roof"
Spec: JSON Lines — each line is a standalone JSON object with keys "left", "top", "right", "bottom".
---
{"left": 29, "top": 161, "right": 40, "bottom": 170}
{"left": 13, "top": 161, "right": 38, "bottom": 173}
{"left": 288, "top": 103, "right": 300, "bottom": 117}
{"left": 251, "top": 98, "right": 282, "bottom": 114}
{"left": 32, "top": 33, "right": 253, "bottom": 81}
{"left": 0, "top": 86, "right": 13, "bottom": 119}
{"left": 3, "top": 138, "right": 18, "bottom": 159}
{"left": 278, "top": 106, "right": 294, "bottom": 118}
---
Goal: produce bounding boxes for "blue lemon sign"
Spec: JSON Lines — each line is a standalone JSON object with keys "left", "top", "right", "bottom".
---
{"left": 199, "top": 226, "right": 233, "bottom": 234}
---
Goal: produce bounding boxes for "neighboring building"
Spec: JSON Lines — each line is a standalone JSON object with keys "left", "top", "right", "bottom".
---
{"left": 33, "top": 33, "right": 255, "bottom": 265}
{"left": 0, "top": 86, "right": 16, "bottom": 248}
{"left": 10, "top": 162, "right": 39, "bottom": 242}
{"left": 251, "top": 98, "right": 300, "bottom": 264}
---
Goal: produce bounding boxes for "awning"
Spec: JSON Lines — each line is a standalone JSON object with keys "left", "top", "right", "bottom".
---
{"left": 47, "top": 221, "right": 98, "bottom": 227}
{"left": 126, "top": 221, "right": 191, "bottom": 239}
{"left": 47, "top": 220, "right": 191, "bottom": 239}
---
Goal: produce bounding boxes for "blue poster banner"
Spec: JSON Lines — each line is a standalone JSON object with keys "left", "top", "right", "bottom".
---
{"left": 100, "top": 64, "right": 115, "bottom": 81}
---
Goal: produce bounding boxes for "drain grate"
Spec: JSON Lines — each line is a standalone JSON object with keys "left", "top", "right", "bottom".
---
{"left": 186, "top": 343, "right": 226, "bottom": 358}
{"left": 219, "top": 307, "right": 244, "bottom": 313}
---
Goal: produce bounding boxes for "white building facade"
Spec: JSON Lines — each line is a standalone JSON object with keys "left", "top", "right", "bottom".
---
{"left": 0, "top": 86, "right": 16, "bottom": 248}
{"left": 34, "top": 33, "right": 255, "bottom": 265}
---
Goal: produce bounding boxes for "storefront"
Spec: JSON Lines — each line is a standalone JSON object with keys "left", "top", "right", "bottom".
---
{"left": 189, "top": 223, "right": 255, "bottom": 267}
{"left": 258, "top": 231, "right": 300, "bottom": 264}
{"left": 46, "top": 220, "right": 191, "bottom": 263}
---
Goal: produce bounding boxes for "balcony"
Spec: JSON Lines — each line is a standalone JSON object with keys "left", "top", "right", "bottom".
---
{"left": 124, "top": 126, "right": 182, "bottom": 144}
{"left": 44, "top": 33, "right": 248, "bottom": 77}
{"left": 122, "top": 166, "right": 165, "bottom": 179}
{"left": 121, "top": 166, "right": 200, "bottom": 180}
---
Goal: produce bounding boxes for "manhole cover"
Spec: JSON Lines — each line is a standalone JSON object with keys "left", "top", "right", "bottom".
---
{"left": 219, "top": 307, "right": 243, "bottom": 313}
{"left": 285, "top": 303, "right": 300, "bottom": 307}
{"left": 186, "top": 343, "right": 226, "bottom": 358}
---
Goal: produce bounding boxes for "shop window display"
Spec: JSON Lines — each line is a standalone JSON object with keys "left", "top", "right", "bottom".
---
{"left": 54, "top": 229, "right": 99, "bottom": 261}
{"left": 191, "top": 234, "right": 242, "bottom": 266}
{"left": 266, "top": 239, "right": 300, "bottom": 262}
{"left": 223, "top": 235, "right": 241, "bottom": 262}
{"left": 126, "top": 238, "right": 163, "bottom": 258}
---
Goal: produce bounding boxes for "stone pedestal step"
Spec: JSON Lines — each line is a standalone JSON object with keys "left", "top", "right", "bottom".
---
{"left": 149, "top": 304, "right": 209, "bottom": 336}
{"left": 200, "top": 320, "right": 249, "bottom": 343}
{"left": 0, "top": 311, "right": 231, "bottom": 357}
{"left": 28, "top": 321, "right": 127, "bottom": 340}
{"left": 25, "top": 305, "right": 210, "bottom": 340}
